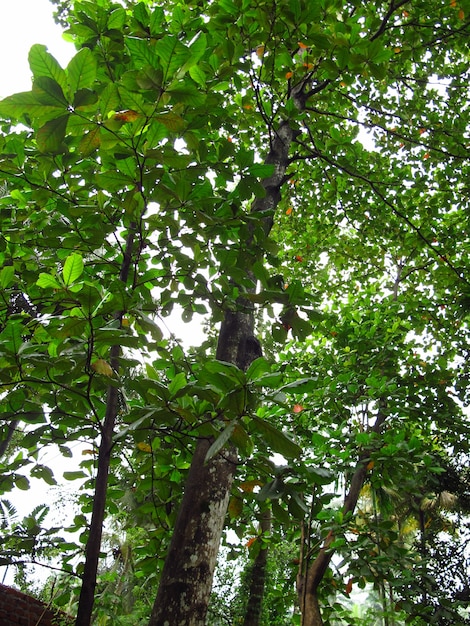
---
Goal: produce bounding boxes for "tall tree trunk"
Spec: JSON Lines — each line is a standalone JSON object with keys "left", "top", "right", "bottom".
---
{"left": 242, "top": 508, "right": 272, "bottom": 626}
{"left": 148, "top": 111, "right": 299, "bottom": 625}
{"left": 148, "top": 438, "right": 237, "bottom": 626}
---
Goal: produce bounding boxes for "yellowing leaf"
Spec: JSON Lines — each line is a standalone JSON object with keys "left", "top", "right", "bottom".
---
{"left": 91, "top": 358, "right": 114, "bottom": 376}
{"left": 228, "top": 496, "right": 243, "bottom": 519}
{"left": 256, "top": 45, "right": 265, "bottom": 58}
{"left": 137, "top": 442, "right": 152, "bottom": 453}
{"left": 239, "top": 480, "right": 263, "bottom": 493}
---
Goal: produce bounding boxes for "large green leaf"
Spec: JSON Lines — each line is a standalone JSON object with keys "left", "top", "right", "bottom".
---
{"left": 36, "top": 115, "right": 69, "bottom": 153}
{"left": 67, "top": 48, "right": 97, "bottom": 94}
{"left": 28, "top": 44, "right": 68, "bottom": 93}
{"left": 62, "top": 253, "right": 84, "bottom": 287}
{"left": 251, "top": 417, "right": 302, "bottom": 459}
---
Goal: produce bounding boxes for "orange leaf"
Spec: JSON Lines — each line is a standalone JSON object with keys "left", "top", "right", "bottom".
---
{"left": 423, "top": 152, "right": 430, "bottom": 159}
{"left": 293, "top": 404, "right": 304, "bottom": 413}
{"left": 286, "top": 207, "right": 293, "bottom": 215}
{"left": 113, "top": 109, "right": 140, "bottom": 122}
{"left": 366, "top": 460, "right": 375, "bottom": 471}
{"left": 345, "top": 579, "right": 353, "bottom": 595}
{"left": 285, "top": 71, "right": 293, "bottom": 79}
{"left": 239, "top": 480, "right": 263, "bottom": 493}
{"left": 458, "top": 8, "right": 465, "bottom": 18}
{"left": 298, "top": 41, "right": 308, "bottom": 49}
{"left": 394, "top": 47, "right": 401, "bottom": 54}
{"left": 256, "top": 45, "right": 265, "bottom": 58}
{"left": 295, "top": 255, "right": 303, "bottom": 262}
{"left": 246, "top": 537, "right": 257, "bottom": 549}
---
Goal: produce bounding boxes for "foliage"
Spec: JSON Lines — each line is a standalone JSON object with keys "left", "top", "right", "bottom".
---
{"left": 0, "top": 0, "right": 469, "bottom": 624}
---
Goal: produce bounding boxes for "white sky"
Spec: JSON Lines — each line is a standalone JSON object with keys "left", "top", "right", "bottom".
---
{"left": 0, "top": 0, "right": 74, "bottom": 98}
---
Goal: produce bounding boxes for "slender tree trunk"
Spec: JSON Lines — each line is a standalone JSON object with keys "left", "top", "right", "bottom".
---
{"left": 298, "top": 410, "right": 388, "bottom": 626}
{"left": 75, "top": 225, "right": 136, "bottom": 626}
{"left": 242, "top": 508, "right": 272, "bottom": 626}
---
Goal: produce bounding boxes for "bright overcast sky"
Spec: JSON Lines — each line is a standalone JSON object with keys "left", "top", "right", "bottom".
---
{"left": 0, "top": 0, "right": 73, "bottom": 98}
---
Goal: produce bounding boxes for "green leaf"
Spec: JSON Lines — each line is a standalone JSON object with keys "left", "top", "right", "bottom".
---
{"left": 63, "top": 253, "right": 84, "bottom": 287}
{"left": 154, "top": 35, "right": 190, "bottom": 76}
{"left": 30, "top": 465, "right": 57, "bottom": 486}
{"left": 99, "top": 83, "right": 120, "bottom": 116}
{"left": 168, "top": 372, "right": 188, "bottom": 396}
{"left": 63, "top": 471, "right": 88, "bottom": 481}
{"left": 36, "top": 115, "right": 69, "bottom": 153}
{"left": 34, "top": 76, "right": 69, "bottom": 106}
{"left": 248, "top": 163, "right": 275, "bottom": 178}
{"left": 167, "top": 84, "right": 206, "bottom": 107}
{"left": 252, "top": 417, "right": 302, "bottom": 459}
{"left": 257, "top": 477, "right": 285, "bottom": 500}
{"left": 245, "top": 357, "right": 272, "bottom": 381}
{"left": 36, "top": 273, "right": 61, "bottom": 289}
{"left": 205, "top": 421, "right": 236, "bottom": 463}
{"left": 28, "top": 44, "right": 68, "bottom": 93}
{"left": 0, "top": 91, "right": 64, "bottom": 121}
{"left": 189, "top": 65, "right": 207, "bottom": 88}
{"left": 305, "top": 467, "right": 334, "bottom": 485}
{"left": 14, "top": 475, "right": 30, "bottom": 491}
{"left": 67, "top": 48, "right": 97, "bottom": 93}
{"left": 108, "top": 7, "right": 126, "bottom": 29}
{"left": 0, "top": 266, "right": 14, "bottom": 288}
{"left": 78, "top": 126, "right": 101, "bottom": 155}
{"left": 95, "top": 170, "right": 134, "bottom": 191}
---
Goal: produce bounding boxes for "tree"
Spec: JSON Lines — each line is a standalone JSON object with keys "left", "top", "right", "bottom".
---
{"left": 0, "top": 1, "right": 469, "bottom": 625}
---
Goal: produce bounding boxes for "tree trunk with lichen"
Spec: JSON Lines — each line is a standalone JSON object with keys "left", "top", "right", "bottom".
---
{"left": 148, "top": 117, "right": 298, "bottom": 626}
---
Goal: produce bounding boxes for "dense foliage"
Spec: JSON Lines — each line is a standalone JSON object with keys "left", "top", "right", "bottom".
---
{"left": 0, "top": 0, "right": 469, "bottom": 624}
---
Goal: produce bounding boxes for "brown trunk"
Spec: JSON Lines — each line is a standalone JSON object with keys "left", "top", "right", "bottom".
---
{"left": 149, "top": 84, "right": 306, "bottom": 626}
{"left": 298, "top": 410, "right": 388, "bottom": 625}
{"left": 242, "top": 509, "right": 272, "bottom": 626}
{"left": 298, "top": 583, "right": 323, "bottom": 626}
{"left": 75, "top": 225, "right": 136, "bottom": 626}
{"left": 148, "top": 438, "right": 237, "bottom": 626}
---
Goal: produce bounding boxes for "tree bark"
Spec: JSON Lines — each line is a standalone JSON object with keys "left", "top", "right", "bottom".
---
{"left": 75, "top": 225, "right": 136, "bottom": 626}
{"left": 242, "top": 508, "right": 271, "bottom": 626}
{"left": 148, "top": 438, "right": 237, "bottom": 626}
{"left": 148, "top": 85, "right": 303, "bottom": 626}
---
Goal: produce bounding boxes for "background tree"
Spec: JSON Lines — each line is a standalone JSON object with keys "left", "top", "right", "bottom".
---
{"left": 0, "top": 1, "right": 469, "bottom": 625}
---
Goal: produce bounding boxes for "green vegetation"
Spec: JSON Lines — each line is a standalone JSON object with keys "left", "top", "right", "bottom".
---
{"left": 0, "top": 0, "right": 469, "bottom": 624}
